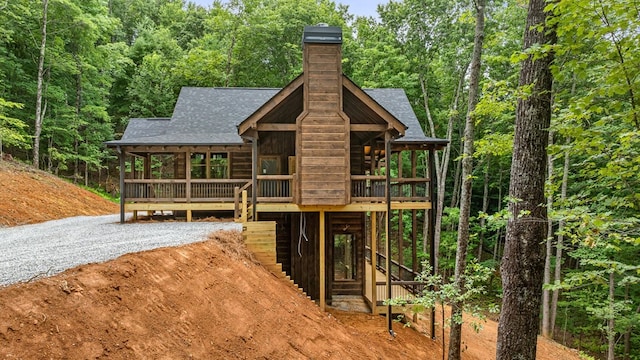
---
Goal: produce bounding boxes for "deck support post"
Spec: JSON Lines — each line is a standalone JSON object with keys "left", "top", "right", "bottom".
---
{"left": 251, "top": 138, "right": 258, "bottom": 221}
{"left": 319, "top": 210, "right": 326, "bottom": 311}
{"left": 118, "top": 147, "right": 125, "bottom": 224}
{"left": 370, "top": 211, "right": 377, "bottom": 315}
{"left": 186, "top": 150, "right": 192, "bottom": 222}
{"left": 241, "top": 190, "right": 248, "bottom": 222}
{"left": 234, "top": 186, "right": 240, "bottom": 220}
{"left": 385, "top": 132, "right": 393, "bottom": 335}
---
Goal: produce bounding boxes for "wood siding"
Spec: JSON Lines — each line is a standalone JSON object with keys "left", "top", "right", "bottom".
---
{"left": 289, "top": 212, "right": 325, "bottom": 301}
{"left": 350, "top": 144, "right": 364, "bottom": 175}
{"left": 258, "top": 131, "right": 296, "bottom": 174}
{"left": 174, "top": 152, "right": 186, "bottom": 179}
{"left": 298, "top": 43, "right": 350, "bottom": 205}
{"left": 230, "top": 146, "right": 252, "bottom": 179}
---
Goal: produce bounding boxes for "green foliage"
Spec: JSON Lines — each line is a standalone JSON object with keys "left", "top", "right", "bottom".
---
{"left": 388, "top": 261, "right": 499, "bottom": 331}
{"left": 0, "top": 97, "right": 29, "bottom": 151}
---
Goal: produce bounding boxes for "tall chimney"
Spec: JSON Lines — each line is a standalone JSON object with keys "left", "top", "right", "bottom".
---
{"left": 302, "top": 24, "right": 343, "bottom": 113}
{"left": 297, "top": 25, "right": 350, "bottom": 206}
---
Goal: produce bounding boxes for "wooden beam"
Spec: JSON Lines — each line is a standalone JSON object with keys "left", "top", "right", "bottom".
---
{"left": 320, "top": 210, "right": 326, "bottom": 311}
{"left": 251, "top": 139, "right": 258, "bottom": 221}
{"left": 185, "top": 150, "right": 191, "bottom": 202}
{"left": 123, "top": 201, "right": 431, "bottom": 214}
{"left": 125, "top": 203, "right": 236, "bottom": 211}
{"left": 256, "top": 123, "right": 296, "bottom": 131}
{"left": 205, "top": 152, "right": 211, "bottom": 179}
{"left": 253, "top": 202, "right": 432, "bottom": 212}
{"left": 390, "top": 202, "right": 432, "bottom": 210}
{"left": 351, "top": 124, "right": 387, "bottom": 132}
{"left": 125, "top": 145, "right": 247, "bottom": 154}
{"left": 371, "top": 211, "right": 377, "bottom": 315}
{"left": 385, "top": 131, "right": 393, "bottom": 334}
{"left": 144, "top": 154, "right": 151, "bottom": 179}
{"left": 119, "top": 150, "right": 125, "bottom": 224}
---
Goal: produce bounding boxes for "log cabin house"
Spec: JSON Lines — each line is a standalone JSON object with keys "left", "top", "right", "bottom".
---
{"left": 106, "top": 25, "right": 447, "bottom": 320}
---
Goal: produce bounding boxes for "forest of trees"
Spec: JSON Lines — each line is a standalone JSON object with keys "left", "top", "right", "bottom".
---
{"left": 0, "top": 0, "right": 638, "bottom": 359}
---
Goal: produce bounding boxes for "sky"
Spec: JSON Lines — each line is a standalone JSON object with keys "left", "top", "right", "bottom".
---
{"left": 189, "top": 0, "right": 383, "bottom": 18}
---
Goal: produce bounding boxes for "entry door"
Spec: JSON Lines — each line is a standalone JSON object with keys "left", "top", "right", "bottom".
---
{"left": 334, "top": 234, "right": 356, "bottom": 281}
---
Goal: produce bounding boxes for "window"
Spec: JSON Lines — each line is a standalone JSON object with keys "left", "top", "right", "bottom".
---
{"left": 209, "top": 153, "right": 228, "bottom": 179}
{"left": 260, "top": 156, "right": 280, "bottom": 175}
{"left": 191, "top": 153, "right": 206, "bottom": 179}
{"left": 191, "top": 152, "right": 229, "bottom": 179}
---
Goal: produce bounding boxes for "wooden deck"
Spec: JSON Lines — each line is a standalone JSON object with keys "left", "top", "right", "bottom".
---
{"left": 122, "top": 175, "right": 432, "bottom": 222}
{"left": 123, "top": 176, "right": 430, "bottom": 204}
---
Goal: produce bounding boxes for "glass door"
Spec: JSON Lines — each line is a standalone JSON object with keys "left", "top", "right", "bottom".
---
{"left": 334, "top": 234, "right": 356, "bottom": 281}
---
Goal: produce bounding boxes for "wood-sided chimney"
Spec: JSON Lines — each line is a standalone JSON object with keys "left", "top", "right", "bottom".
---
{"left": 302, "top": 24, "right": 343, "bottom": 112}
{"left": 297, "top": 25, "right": 350, "bottom": 206}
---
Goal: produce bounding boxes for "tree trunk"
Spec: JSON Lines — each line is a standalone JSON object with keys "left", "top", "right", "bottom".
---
{"left": 449, "top": 143, "right": 462, "bottom": 210}
{"left": 494, "top": 163, "right": 504, "bottom": 262}
{"left": 74, "top": 56, "right": 82, "bottom": 184}
{"left": 225, "top": 34, "right": 236, "bottom": 87}
{"left": 447, "top": 1, "right": 484, "bottom": 359}
{"left": 422, "top": 68, "right": 465, "bottom": 273}
{"left": 33, "top": 0, "right": 49, "bottom": 169}
{"left": 542, "top": 131, "right": 554, "bottom": 338}
{"left": 607, "top": 270, "right": 615, "bottom": 360}
{"left": 477, "top": 157, "right": 490, "bottom": 260}
{"left": 622, "top": 285, "right": 633, "bottom": 360}
{"left": 496, "top": 0, "right": 556, "bottom": 357}
{"left": 550, "top": 137, "right": 570, "bottom": 335}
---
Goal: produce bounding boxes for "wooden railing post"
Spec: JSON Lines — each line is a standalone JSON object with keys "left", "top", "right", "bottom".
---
{"left": 234, "top": 186, "right": 240, "bottom": 220}
{"left": 241, "top": 190, "right": 248, "bottom": 222}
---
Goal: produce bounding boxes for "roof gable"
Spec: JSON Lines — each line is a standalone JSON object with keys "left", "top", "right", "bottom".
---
{"left": 342, "top": 76, "right": 406, "bottom": 138}
{"left": 237, "top": 75, "right": 304, "bottom": 137}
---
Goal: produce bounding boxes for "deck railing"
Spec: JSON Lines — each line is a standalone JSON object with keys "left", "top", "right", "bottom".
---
{"left": 257, "top": 175, "right": 294, "bottom": 202}
{"left": 124, "top": 175, "right": 426, "bottom": 203}
{"left": 351, "top": 176, "right": 429, "bottom": 202}
{"left": 124, "top": 179, "right": 250, "bottom": 202}
{"left": 365, "top": 246, "right": 419, "bottom": 282}
{"left": 365, "top": 246, "right": 425, "bottom": 305}
{"left": 375, "top": 281, "right": 426, "bottom": 305}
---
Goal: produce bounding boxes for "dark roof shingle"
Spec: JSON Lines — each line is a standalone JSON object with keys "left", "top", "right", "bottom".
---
{"left": 106, "top": 87, "right": 446, "bottom": 147}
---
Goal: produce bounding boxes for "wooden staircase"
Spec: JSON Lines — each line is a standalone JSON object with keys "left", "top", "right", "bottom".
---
{"left": 242, "top": 221, "right": 312, "bottom": 301}
{"left": 332, "top": 280, "right": 363, "bottom": 296}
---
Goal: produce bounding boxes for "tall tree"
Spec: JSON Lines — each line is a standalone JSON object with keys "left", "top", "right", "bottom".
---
{"left": 541, "top": 130, "right": 555, "bottom": 338}
{"left": 448, "top": 0, "right": 485, "bottom": 358}
{"left": 33, "top": 0, "right": 48, "bottom": 169}
{"left": 496, "top": 0, "right": 556, "bottom": 357}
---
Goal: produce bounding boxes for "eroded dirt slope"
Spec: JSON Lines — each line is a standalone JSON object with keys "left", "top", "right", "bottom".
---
{"left": 0, "top": 231, "right": 582, "bottom": 360}
{"left": 0, "top": 231, "right": 434, "bottom": 359}
{"left": 0, "top": 160, "right": 117, "bottom": 227}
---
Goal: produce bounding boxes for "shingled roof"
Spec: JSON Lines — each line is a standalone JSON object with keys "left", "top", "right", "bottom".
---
{"left": 106, "top": 86, "right": 446, "bottom": 147}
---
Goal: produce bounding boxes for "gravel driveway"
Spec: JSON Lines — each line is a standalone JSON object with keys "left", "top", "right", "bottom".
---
{"left": 0, "top": 214, "right": 241, "bottom": 286}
